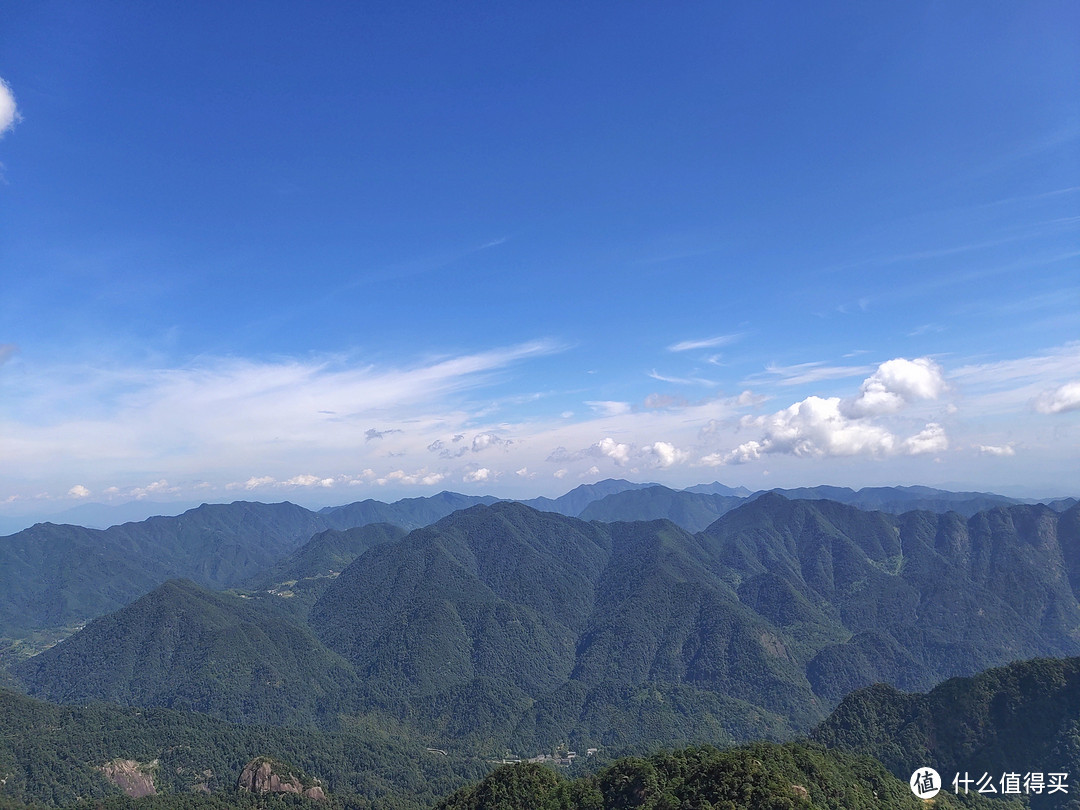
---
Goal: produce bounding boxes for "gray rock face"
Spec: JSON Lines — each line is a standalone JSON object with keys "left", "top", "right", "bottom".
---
{"left": 237, "top": 758, "right": 325, "bottom": 800}
{"left": 100, "top": 759, "right": 157, "bottom": 798}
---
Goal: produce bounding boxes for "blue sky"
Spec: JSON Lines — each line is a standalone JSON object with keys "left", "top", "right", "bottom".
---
{"left": 1, "top": 2, "right": 1078, "bottom": 524}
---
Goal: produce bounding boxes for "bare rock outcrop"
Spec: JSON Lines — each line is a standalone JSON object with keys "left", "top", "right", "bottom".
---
{"left": 237, "top": 757, "right": 325, "bottom": 800}
{"left": 100, "top": 759, "right": 157, "bottom": 798}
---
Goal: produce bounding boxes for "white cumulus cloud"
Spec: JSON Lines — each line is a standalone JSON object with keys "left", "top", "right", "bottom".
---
{"left": 68, "top": 484, "right": 91, "bottom": 498}
{"left": 0, "top": 78, "right": 19, "bottom": 136}
{"left": 902, "top": 423, "right": 948, "bottom": 455}
{"left": 1034, "top": 381, "right": 1080, "bottom": 414}
{"left": 845, "top": 357, "right": 947, "bottom": 417}
{"left": 978, "top": 444, "right": 1016, "bottom": 457}
{"left": 378, "top": 469, "right": 445, "bottom": 486}
{"left": 647, "top": 441, "right": 688, "bottom": 468}
{"left": 710, "top": 359, "right": 953, "bottom": 465}
{"left": 737, "top": 396, "right": 898, "bottom": 459}
{"left": 463, "top": 468, "right": 491, "bottom": 483}
{"left": 284, "top": 474, "right": 325, "bottom": 487}
{"left": 594, "top": 437, "right": 631, "bottom": 465}
{"left": 131, "top": 479, "right": 176, "bottom": 499}
{"left": 471, "top": 432, "right": 510, "bottom": 452}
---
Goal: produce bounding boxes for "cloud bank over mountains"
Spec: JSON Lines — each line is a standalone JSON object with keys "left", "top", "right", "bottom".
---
{"left": 714, "top": 358, "right": 950, "bottom": 465}
{"left": 1, "top": 338, "right": 1077, "bottom": 511}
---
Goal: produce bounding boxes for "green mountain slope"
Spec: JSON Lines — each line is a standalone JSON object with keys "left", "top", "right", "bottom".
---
{"left": 578, "top": 485, "right": 745, "bottom": 531}
{"left": 309, "top": 503, "right": 820, "bottom": 750}
{"left": 0, "top": 502, "right": 331, "bottom": 639}
{"left": 814, "top": 656, "right": 1080, "bottom": 809}
{"left": 319, "top": 491, "right": 498, "bottom": 530}
{"left": 683, "top": 481, "right": 753, "bottom": 497}
{"left": 244, "top": 522, "right": 408, "bottom": 615}
{"left": 705, "top": 495, "right": 1080, "bottom": 699}
{"left": 0, "top": 686, "right": 488, "bottom": 809}
{"left": 753, "top": 485, "right": 1023, "bottom": 516}
{"left": 12, "top": 580, "right": 359, "bottom": 728}
{"left": 0, "top": 492, "right": 501, "bottom": 645}
{"left": 518, "top": 479, "right": 659, "bottom": 516}
{"left": 310, "top": 504, "right": 611, "bottom": 709}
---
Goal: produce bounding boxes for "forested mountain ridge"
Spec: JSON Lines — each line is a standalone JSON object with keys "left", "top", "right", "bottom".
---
{"left": 813, "top": 656, "right": 1080, "bottom": 809}
{"left": 749, "top": 484, "right": 1025, "bottom": 516}
{"left": 683, "top": 481, "right": 753, "bottom": 497}
{"left": 517, "top": 479, "right": 659, "bottom": 516}
{"left": 0, "top": 493, "right": 509, "bottom": 647}
{"left": 0, "top": 685, "right": 489, "bottom": 809}
{"left": 0, "top": 481, "right": 672, "bottom": 645}
{"left": 318, "top": 491, "right": 499, "bottom": 531}
{"left": 242, "top": 522, "right": 409, "bottom": 614}
{"left": 309, "top": 498, "right": 1080, "bottom": 750}
{"left": 0, "top": 680, "right": 1027, "bottom": 810}
{"left": 13, "top": 496, "right": 1080, "bottom": 759}
{"left": 0, "top": 501, "right": 330, "bottom": 638}
{"left": 5, "top": 479, "right": 1072, "bottom": 647}
{"left": 578, "top": 485, "right": 745, "bottom": 532}
{"left": 11, "top": 580, "right": 360, "bottom": 728}
{"left": 706, "top": 494, "right": 1080, "bottom": 699}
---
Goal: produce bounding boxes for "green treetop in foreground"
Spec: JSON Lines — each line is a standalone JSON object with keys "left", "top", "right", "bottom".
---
{"left": 434, "top": 742, "right": 1020, "bottom": 810}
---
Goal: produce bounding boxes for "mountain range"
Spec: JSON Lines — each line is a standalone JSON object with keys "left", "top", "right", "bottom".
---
{"left": 7, "top": 654, "right": 1066, "bottom": 809}
{"left": 3, "top": 478, "right": 1071, "bottom": 649}
{"left": 3, "top": 478, "right": 1080, "bottom": 808}
{"left": 11, "top": 493, "right": 1080, "bottom": 761}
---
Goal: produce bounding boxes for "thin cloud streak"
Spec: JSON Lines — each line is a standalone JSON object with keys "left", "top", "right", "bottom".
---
{"left": 668, "top": 334, "right": 742, "bottom": 352}
{"left": 648, "top": 370, "right": 718, "bottom": 387}
{"left": 0, "top": 340, "right": 563, "bottom": 488}
{"left": 745, "top": 362, "right": 875, "bottom": 387}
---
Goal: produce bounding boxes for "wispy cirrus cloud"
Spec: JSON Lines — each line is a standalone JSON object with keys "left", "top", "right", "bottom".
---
{"left": 365, "top": 428, "right": 403, "bottom": 440}
{"left": 746, "top": 361, "right": 875, "bottom": 387}
{"left": 668, "top": 334, "right": 742, "bottom": 352}
{"left": 0, "top": 340, "right": 562, "bottom": 498}
{"left": 585, "top": 400, "right": 632, "bottom": 417}
{"left": 950, "top": 342, "right": 1080, "bottom": 416}
{"left": 648, "top": 370, "right": 718, "bottom": 386}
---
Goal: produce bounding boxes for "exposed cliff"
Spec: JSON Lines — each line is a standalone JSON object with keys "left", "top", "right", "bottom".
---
{"left": 100, "top": 758, "right": 157, "bottom": 798}
{"left": 237, "top": 757, "right": 325, "bottom": 800}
